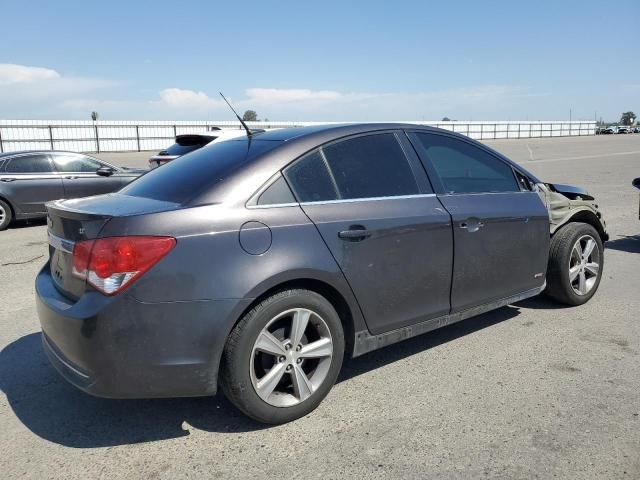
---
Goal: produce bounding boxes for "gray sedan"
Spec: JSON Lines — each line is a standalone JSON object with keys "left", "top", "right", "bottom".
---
{"left": 36, "top": 124, "right": 607, "bottom": 424}
{"left": 0, "top": 151, "right": 143, "bottom": 230}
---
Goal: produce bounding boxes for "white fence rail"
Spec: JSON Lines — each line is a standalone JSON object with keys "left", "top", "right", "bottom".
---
{"left": 0, "top": 120, "right": 596, "bottom": 153}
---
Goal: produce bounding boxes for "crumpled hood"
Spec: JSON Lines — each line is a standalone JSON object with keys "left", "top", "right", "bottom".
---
{"left": 547, "top": 183, "right": 594, "bottom": 201}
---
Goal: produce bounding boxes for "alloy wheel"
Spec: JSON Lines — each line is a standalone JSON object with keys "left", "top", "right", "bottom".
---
{"left": 250, "top": 308, "right": 333, "bottom": 407}
{"left": 569, "top": 234, "right": 600, "bottom": 295}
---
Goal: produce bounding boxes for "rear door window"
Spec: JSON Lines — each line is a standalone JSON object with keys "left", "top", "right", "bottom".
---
{"left": 285, "top": 132, "right": 419, "bottom": 202}
{"left": 413, "top": 133, "right": 519, "bottom": 194}
{"left": 4, "top": 154, "right": 53, "bottom": 173}
{"left": 284, "top": 150, "right": 339, "bottom": 202}
{"left": 257, "top": 175, "right": 296, "bottom": 205}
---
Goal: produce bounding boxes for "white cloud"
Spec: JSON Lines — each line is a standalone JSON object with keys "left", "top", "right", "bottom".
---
{"left": 0, "top": 63, "right": 118, "bottom": 119}
{"left": 245, "top": 88, "right": 342, "bottom": 104}
{"left": 158, "top": 87, "right": 223, "bottom": 110}
{"left": 0, "top": 64, "right": 60, "bottom": 85}
{"left": 145, "top": 85, "right": 549, "bottom": 121}
{"left": 0, "top": 69, "right": 582, "bottom": 120}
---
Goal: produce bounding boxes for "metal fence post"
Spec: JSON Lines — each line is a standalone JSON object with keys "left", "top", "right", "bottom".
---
{"left": 94, "top": 123, "right": 100, "bottom": 153}
{"left": 136, "top": 125, "right": 141, "bottom": 152}
{"left": 48, "top": 125, "right": 54, "bottom": 150}
{"left": 173, "top": 125, "right": 177, "bottom": 138}
{"left": 480, "top": 123, "right": 484, "bottom": 140}
{"left": 0, "top": 127, "right": 3, "bottom": 153}
{"left": 493, "top": 123, "right": 497, "bottom": 139}
{"left": 517, "top": 123, "right": 521, "bottom": 139}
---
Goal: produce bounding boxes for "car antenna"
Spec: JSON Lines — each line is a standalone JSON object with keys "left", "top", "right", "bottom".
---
{"left": 219, "top": 92, "right": 252, "bottom": 138}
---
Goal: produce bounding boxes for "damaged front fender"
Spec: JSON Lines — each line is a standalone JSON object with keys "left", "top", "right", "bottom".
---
{"left": 536, "top": 183, "right": 608, "bottom": 241}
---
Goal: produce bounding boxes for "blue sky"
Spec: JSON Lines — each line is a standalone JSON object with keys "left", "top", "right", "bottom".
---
{"left": 0, "top": 0, "right": 638, "bottom": 121}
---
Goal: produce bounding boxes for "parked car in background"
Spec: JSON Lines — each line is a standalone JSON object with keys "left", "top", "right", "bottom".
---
{"left": 148, "top": 128, "right": 266, "bottom": 168}
{"left": 616, "top": 126, "right": 630, "bottom": 134}
{"left": 600, "top": 126, "right": 615, "bottom": 134}
{"left": 0, "top": 151, "right": 144, "bottom": 230}
{"left": 37, "top": 124, "right": 607, "bottom": 424}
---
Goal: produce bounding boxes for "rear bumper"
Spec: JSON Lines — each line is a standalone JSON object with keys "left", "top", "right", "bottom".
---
{"left": 36, "top": 264, "right": 250, "bottom": 398}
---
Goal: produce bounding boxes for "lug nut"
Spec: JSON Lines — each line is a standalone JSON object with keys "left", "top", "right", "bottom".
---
{"left": 286, "top": 364, "right": 292, "bottom": 371}
{"left": 279, "top": 356, "right": 286, "bottom": 363}
{"left": 296, "top": 344, "right": 302, "bottom": 351}
{"left": 296, "top": 358, "right": 302, "bottom": 364}
{"left": 285, "top": 344, "right": 291, "bottom": 350}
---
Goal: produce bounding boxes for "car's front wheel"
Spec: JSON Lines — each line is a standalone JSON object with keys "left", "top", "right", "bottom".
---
{"left": 0, "top": 199, "right": 13, "bottom": 231}
{"left": 220, "top": 289, "right": 345, "bottom": 424}
{"left": 545, "top": 222, "right": 604, "bottom": 305}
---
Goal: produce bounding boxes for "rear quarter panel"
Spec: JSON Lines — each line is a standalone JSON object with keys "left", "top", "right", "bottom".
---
{"left": 99, "top": 202, "right": 367, "bottom": 333}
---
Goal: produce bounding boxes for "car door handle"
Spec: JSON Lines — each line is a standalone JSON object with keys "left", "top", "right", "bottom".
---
{"left": 459, "top": 220, "right": 485, "bottom": 233}
{"left": 64, "top": 176, "right": 78, "bottom": 180}
{"left": 0, "top": 178, "right": 15, "bottom": 182}
{"left": 338, "top": 226, "right": 372, "bottom": 242}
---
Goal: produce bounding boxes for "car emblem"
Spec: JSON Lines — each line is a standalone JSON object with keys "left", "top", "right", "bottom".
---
{"left": 79, "top": 227, "right": 85, "bottom": 235}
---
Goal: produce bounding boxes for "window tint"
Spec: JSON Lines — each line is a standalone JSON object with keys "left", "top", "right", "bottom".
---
{"left": 414, "top": 133, "right": 519, "bottom": 194}
{"left": 53, "top": 154, "right": 104, "bottom": 172}
{"left": 284, "top": 133, "right": 419, "bottom": 202}
{"left": 322, "top": 133, "right": 418, "bottom": 199}
{"left": 121, "top": 139, "right": 281, "bottom": 204}
{"left": 284, "top": 150, "right": 338, "bottom": 202}
{"left": 5, "top": 155, "right": 53, "bottom": 173}
{"left": 257, "top": 175, "right": 296, "bottom": 205}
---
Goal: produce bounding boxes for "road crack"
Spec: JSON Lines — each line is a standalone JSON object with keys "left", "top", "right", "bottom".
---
{"left": 1, "top": 254, "right": 44, "bottom": 266}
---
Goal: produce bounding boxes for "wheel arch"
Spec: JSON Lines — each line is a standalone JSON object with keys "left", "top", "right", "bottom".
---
{"left": 236, "top": 277, "right": 361, "bottom": 359}
{"left": 552, "top": 209, "right": 608, "bottom": 242}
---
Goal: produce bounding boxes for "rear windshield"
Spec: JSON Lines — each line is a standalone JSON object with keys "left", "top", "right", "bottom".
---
{"left": 162, "top": 143, "right": 204, "bottom": 156}
{"left": 122, "top": 139, "right": 281, "bottom": 204}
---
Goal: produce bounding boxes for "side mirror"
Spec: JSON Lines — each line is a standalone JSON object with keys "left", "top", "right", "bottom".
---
{"left": 96, "top": 166, "right": 114, "bottom": 177}
{"left": 633, "top": 178, "right": 640, "bottom": 190}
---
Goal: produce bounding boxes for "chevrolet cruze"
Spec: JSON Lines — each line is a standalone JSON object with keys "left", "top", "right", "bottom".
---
{"left": 36, "top": 124, "right": 607, "bottom": 424}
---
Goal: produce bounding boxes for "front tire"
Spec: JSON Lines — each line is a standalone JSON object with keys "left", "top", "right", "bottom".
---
{"left": 545, "top": 222, "right": 604, "bottom": 305}
{"left": 220, "top": 289, "right": 345, "bottom": 424}
{"left": 0, "top": 199, "right": 12, "bottom": 231}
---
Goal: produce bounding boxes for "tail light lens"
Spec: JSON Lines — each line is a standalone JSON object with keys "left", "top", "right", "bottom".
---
{"left": 72, "top": 236, "right": 176, "bottom": 295}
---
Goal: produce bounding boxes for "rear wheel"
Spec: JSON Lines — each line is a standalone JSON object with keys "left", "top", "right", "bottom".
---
{"left": 0, "top": 199, "right": 13, "bottom": 231}
{"left": 220, "top": 289, "right": 345, "bottom": 424}
{"left": 545, "top": 222, "right": 603, "bottom": 305}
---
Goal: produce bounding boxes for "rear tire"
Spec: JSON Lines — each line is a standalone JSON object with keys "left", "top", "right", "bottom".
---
{"left": 545, "top": 222, "right": 603, "bottom": 306}
{"left": 220, "top": 289, "right": 345, "bottom": 424}
{"left": 0, "top": 199, "right": 12, "bottom": 231}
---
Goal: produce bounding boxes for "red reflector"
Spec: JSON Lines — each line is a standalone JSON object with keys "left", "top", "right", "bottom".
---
{"left": 72, "top": 236, "right": 176, "bottom": 295}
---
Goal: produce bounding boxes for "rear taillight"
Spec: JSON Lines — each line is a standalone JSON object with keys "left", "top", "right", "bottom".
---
{"left": 72, "top": 236, "right": 176, "bottom": 295}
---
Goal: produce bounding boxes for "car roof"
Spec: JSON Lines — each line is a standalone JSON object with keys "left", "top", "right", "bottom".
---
{"left": 187, "top": 122, "right": 542, "bottom": 205}
{"left": 246, "top": 123, "right": 442, "bottom": 142}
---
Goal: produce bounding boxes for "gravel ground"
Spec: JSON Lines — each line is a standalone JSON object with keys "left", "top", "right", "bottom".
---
{"left": 1, "top": 134, "right": 639, "bottom": 479}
